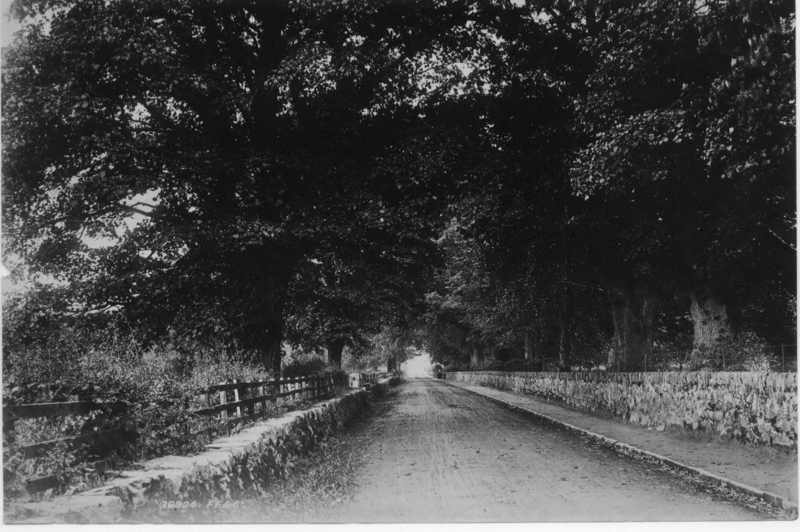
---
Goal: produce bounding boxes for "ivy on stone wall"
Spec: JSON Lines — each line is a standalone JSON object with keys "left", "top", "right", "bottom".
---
{"left": 452, "top": 372, "right": 798, "bottom": 447}
{"left": 148, "top": 392, "right": 368, "bottom": 506}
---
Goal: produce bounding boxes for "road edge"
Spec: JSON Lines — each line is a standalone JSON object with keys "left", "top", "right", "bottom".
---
{"left": 441, "top": 379, "right": 798, "bottom": 514}
{"left": 9, "top": 387, "right": 378, "bottom": 524}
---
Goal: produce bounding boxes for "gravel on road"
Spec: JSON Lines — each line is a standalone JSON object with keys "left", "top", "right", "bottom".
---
{"left": 218, "top": 378, "right": 790, "bottom": 523}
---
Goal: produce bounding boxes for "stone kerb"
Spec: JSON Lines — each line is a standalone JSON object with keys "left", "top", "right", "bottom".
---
{"left": 447, "top": 370, "right": 798, "bottom": 447}
{"left": 14, "top": 388, "right": 372, "bottom": 524}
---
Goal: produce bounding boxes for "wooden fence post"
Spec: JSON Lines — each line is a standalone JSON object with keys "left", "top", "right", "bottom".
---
{"left": 198, "top": 391, "right": 210, "bottom": 436}
{"left": 782, "top": 344, "right": 786, "bottom": 372}
{"left": 219, "top": 382, "right": 228, "bottom": 421}
{"left": 233, "top": 379, "right": 242, "bottom": 418}
{"left": 217, "top": 382, "right": 230, "bottom": 435}
{"left": 244, "top": 383, "right": 252, "bottom": 417}
{"left": 244, "top": 381, "right": 254, "bottom": 416}
{"left": 258, "top": 384, "right": 266, "bottom": 414}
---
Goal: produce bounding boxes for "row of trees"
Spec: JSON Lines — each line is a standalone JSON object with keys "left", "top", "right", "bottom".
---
{"left": 423, "top": 0, "right": 795, "bottom": 371}
{"left": 3, "top": 0, "right": 450, "bottom": 373}
{"left": 3, "top": 0, "right": 795, "bottom": 375}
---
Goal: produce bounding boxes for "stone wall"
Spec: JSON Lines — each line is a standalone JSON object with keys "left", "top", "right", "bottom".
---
{"left": 14, "top": 384, "right": 389, "bottom": 523}
{"left": 447, "top": 371, "right": 797, "bottom": 447}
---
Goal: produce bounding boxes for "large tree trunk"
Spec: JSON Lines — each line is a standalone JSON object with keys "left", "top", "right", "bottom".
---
{"left": 485, "top": 345, "right": 498, "bottom": 362}
{"left": 523, "top": 325, "right": 544, "bottom": 361}
{"left": 558, "top": 290, "right": 573, "bottom": 372}
{"left": 689, "top": 291, "right": 733, "bottom": 367}
{"left": 523, "top": 330, "right": 533, "bottom": 360}
{"left": 608, "top": 284, "right": 655, "bottom": 372}
{"left": 243, "top": 244, "right": 299, "bottom": 377}
{"left": 470, "top": 341, "right": 480, "bottom": 368}
{"left": 263, "top": 318, "right": 284, "bottom": 376}
{"left": 690, "top": 292, "right": 732, "bottom": 349}
{"left": 387, "top": 355, "right": 397, "bottom": 373}
{"left": 326, "top": 338, "right": 347, "bottom": 370}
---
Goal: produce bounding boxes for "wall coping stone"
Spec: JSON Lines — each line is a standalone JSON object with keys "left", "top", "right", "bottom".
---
{"left": 12, "top": 388, "right": 372, "bottom": 524}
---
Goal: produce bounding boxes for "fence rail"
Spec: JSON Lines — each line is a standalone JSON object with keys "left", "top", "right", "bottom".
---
{"left": 2, "top": 399, "right": 128, "bottom": 494}
{"left": 3, "top": 372, "right": 352, "bottom": 494}
{"left": 362, "top": 372, "right": 392, "bottom": 384}
{"left": 4, "top": 401, "right": 127, "bottom": 422}
{"left": 193, "top": 375, "right": 339, "bottom": 430}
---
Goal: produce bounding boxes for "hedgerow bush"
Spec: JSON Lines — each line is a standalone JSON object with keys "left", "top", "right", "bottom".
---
{"left": 282, "top": 352, "right": 327, "bottom": 378}
{"left": 444, "top": 359, "right": 545, "bottom": 372}
{"left": 497, "top": 359, "right": 545, "bottom": 372}
{"left": 3, "top": 294, "right": 363, "bottom": 501}
{"left": 690, "top": 332, "right": 776, "bottom": 371}
{"left": 280, "top": 351, "right": 348, "bottom": 389}
{"left": 443, "top": 361, "right": 464, "bottom": 372}
{"left": 2, "top": 437, "right": 100, "bottom": 500}
{"left": 3, "top": 328, "right": 293, "bottom": 500}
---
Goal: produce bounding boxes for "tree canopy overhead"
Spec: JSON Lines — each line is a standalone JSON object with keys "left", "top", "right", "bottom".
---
{"left": 3, "top": 0, "right": 492, "bottom": 371}
{"left": 3, "top": 0, "right": 795, "bottom": 374}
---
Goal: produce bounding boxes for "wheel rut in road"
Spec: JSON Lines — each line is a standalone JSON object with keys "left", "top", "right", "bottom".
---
{"left": 308, "top": 378, "right": 769, "bottom": 522}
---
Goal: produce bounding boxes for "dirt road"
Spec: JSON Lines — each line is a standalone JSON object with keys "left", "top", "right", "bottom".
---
{"left": 286, "top": 378, "right": 769, "bottom": 522}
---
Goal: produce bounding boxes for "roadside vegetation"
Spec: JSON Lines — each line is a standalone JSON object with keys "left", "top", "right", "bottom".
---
{"left": 1, "top": 0, "right": 794, "bottom": 509}
{"left": 2, "top": 318, "right": 350, "bottom": 501}
{"left": 122, "top": 388, "right": 396, "bottom": 524}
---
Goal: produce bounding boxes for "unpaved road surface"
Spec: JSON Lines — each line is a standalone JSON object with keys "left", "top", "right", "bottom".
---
{"left": 269, "top": 379, "right": 774, "bottom": 522}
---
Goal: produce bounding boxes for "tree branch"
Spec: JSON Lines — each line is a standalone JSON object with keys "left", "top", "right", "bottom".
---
{"left": 768, "top": 229, "right": 796, "bottom": 251}
{"left": 121, "top": 205, "right": 158, "bottom": 218}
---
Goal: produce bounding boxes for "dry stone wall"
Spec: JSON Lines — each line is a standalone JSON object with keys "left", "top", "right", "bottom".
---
{"left": 14, "top": 385, "right": 383, "bottom": 523}
{"left": 447, "top": 371, "right": 797, "bottom": 447}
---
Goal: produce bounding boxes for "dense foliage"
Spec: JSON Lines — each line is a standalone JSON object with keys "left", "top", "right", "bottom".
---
{"left": 2, "top": 0, "right": 795, "bottom": 381}
{"left": 1, "top": 324, "right": 349, "bottom": 498}
{"left": 416, "top": 0, "right": 796, "bottom": 371}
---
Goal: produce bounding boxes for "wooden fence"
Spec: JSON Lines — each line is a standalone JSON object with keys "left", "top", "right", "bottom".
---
{"left": 2, "top": 399, "right": 129, "bottom": 493}
{"left": 191, "top": 374, "right": 341, "bottom": 438}
{"left": 361, "top": 372, "right": 392, "bottom": 385}
{"left": 3, "top": 373, "right": 349, "bottom": 494}
{"left": 3, "top": 400, "right": 128, "bottom": 454}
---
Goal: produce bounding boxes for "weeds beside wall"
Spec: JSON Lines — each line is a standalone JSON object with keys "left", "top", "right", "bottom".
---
{"left": 447, "top": 371, "right": 798, "bottom": 447}
{"left": 6, "top": 387, "right": 378, "bottom": 523}
{"left": 3, "top": 346, "right": 348, "bottom": 500}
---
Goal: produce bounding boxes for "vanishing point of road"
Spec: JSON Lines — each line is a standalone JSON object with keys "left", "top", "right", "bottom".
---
{"left": 299, "top": 378, "right": 768, "bottom": 522}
